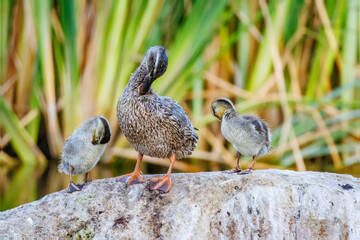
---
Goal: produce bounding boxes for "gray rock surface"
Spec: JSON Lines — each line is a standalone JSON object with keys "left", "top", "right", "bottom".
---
{"left": 1, "top": 169, "right": 359, "bottom": 239}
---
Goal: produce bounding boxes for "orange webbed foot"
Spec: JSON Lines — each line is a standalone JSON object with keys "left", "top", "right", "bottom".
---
{"left": 149, "top": 175, "right": 171, "bottom": 193}
{"left": 116, "top": 170, "right": 145, "bottom": 186}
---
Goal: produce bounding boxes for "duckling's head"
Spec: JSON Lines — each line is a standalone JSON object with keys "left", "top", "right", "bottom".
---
{"left": 139, "top": 46, "right": 168, "bottom": 94}
{"left": 210, "top": 98, "right": 236, "bottom": 121}
{"left": 91, "top": 116, "right": 112, "bottom": 145}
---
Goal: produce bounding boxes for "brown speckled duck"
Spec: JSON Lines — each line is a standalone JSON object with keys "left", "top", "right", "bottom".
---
{"left": 116, "top": 46, "right": 198, "bottom": 192}
{"left": 211, "top": 98, "right": 271, "bottom": 174}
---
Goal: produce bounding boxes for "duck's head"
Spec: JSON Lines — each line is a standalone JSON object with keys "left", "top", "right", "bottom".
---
{"left": 91, "top": 116, "right": 112, "bottom": 145}
{"left": 139, "top": 46, "right": 168, "bottom": 95}
{"left": 210, "top": 98, "right": 236, "bottom": 121}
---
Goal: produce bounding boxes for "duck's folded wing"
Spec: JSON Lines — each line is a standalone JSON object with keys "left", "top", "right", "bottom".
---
{"left": 158, "top": 96, "right": 198, "bottom": 140}
{"left": 242, "top": 115, "right": 270, "bottom": 141}
{"left": 158, "top": 97, "right": 189, "bottom": 127}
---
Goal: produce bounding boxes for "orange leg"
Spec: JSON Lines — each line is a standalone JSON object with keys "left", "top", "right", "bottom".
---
{"left": 116, "top": 153, "right": 145, "bottom": 185}
{"left": 239, "top": 155, "right": 257, "bottom": 175}
{"left": 67, "top": 166, "right": 83, "bottom": 193}
{"left": 226, "top": 151, "right": 242, "bottom": 173}
{"left": 149, "top": 153, "right": 175, "bottom": 193}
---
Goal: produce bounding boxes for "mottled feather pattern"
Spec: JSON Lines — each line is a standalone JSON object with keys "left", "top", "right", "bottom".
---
{"left": 118, "top": 89, "right": 197, "bottom": 159}
{"left": 117, "top": 47, "right": 197, "bottom": 160}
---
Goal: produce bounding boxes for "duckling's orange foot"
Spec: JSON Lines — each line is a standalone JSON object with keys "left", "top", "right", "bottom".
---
{"left": 149, "top": 175, "right": 171, "bottom": 193}
{"left": 238, "top": 168, "right": 253, "bottom": 175}
{"left": 225, "top": 168, "right": 241, "bottom": 174}
{"left": 116, "top": 171, "right": 145, "bottom": 186}
{"left": 68, "top": 182, "right": 84, "bottom": 193}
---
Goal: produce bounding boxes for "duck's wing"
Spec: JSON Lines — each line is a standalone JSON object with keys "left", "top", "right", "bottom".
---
{"left": 61, "top": 129, "right": 88, "bottom": 161}
{"left": 157, "top": 96, "right": 199, "bottom": 153}
{"left": 156, "top": 96, "right": 198, "bottom": 157}
{"left": 242, "top": 115, "right": 271, "bottom": 143}
{"left": 158, "top": 96, "right": 195, "bottom": 130}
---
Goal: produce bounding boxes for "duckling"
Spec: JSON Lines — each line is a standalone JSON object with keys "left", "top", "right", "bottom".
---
{"left": 58, "top": 116, "right": 111, "bottom": 193}
{"left": 116, "top": 46, "right": 198, "bottom": 192}
{"left": 210, "top": 98, "right": 271, "bottom": 174}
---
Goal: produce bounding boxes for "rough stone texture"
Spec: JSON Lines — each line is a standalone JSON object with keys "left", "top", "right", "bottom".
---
{"left": 1, "top": 169, "right": 359, "bottom": 239}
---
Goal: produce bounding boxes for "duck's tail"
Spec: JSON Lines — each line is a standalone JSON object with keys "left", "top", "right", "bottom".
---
{"left": 180, "top": 126, "right": 198, "bottom": 158}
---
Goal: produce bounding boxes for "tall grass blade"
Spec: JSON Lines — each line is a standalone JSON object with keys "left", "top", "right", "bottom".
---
{"left": 0, "top": 98, "right": 46, "bottom": 165}
{"left": 56, "top": 0, "right": 81, "bottom": 137}
{"left": 31, "top": 0, "right": 63, "bottom": 154}
{"left": 341, "top": 0, "right": 358, "bottom": 105}
{"left": 156, "top": 0, "right": 229, "bottom": 99}
{"left": 247, "top": 0, "right": 290, "bottom": 91}
{"left": 97, "top": 0, "right": 129, "bottom": 117}
{"left": 0, "top": 0, "right": 10, "bottom": 85}
{"left": 306, "top": 0, "right": 346, "bottom": 98}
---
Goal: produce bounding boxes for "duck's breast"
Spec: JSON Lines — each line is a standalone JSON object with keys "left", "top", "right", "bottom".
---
{"left": 117, "top": 93, "right": 197, "bottom": 159}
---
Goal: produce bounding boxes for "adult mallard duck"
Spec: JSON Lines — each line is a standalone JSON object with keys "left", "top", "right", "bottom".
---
{"left": 116, "top": 46, "right": 198, "bottom": 192}
{"left": 59, "top": 116, "right": 111, "bottom": 193}
{"left": 210, "top": 98, "right": 271, "bottom": 174}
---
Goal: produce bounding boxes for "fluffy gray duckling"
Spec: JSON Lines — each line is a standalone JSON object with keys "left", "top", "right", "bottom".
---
{"left": 210, "top": 98, "right": 271, "bottom": 174}
{"left": 116, "top": 46, "right": 198, "bottom": 193}
{"left": 59, "top": 116, "right": 111, "bottom": 193}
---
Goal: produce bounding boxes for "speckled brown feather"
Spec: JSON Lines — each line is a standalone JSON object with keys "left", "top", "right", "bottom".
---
{"left": 117, "top": 46, "right": 198, "bottom": 159}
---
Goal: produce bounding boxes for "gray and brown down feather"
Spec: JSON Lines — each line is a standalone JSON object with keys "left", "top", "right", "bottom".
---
{"left": 222, "top": 111, "right": 271, "bottom": 157}
{"left": 58, "top": 116, "right": 111, "bottom": 175}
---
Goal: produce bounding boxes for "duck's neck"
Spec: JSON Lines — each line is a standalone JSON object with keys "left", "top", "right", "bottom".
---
{"left": 126, "top": 67, "right": 149, "bottom": 92}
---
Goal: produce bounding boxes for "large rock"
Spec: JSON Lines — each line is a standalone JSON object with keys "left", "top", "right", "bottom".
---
{"left": 0, "top": 169, "right": 359, "bottom": 239}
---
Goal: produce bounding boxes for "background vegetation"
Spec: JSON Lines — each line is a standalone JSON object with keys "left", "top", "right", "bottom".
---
{"left": 1, "top": 0, "right": 359, "bottom": 211}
